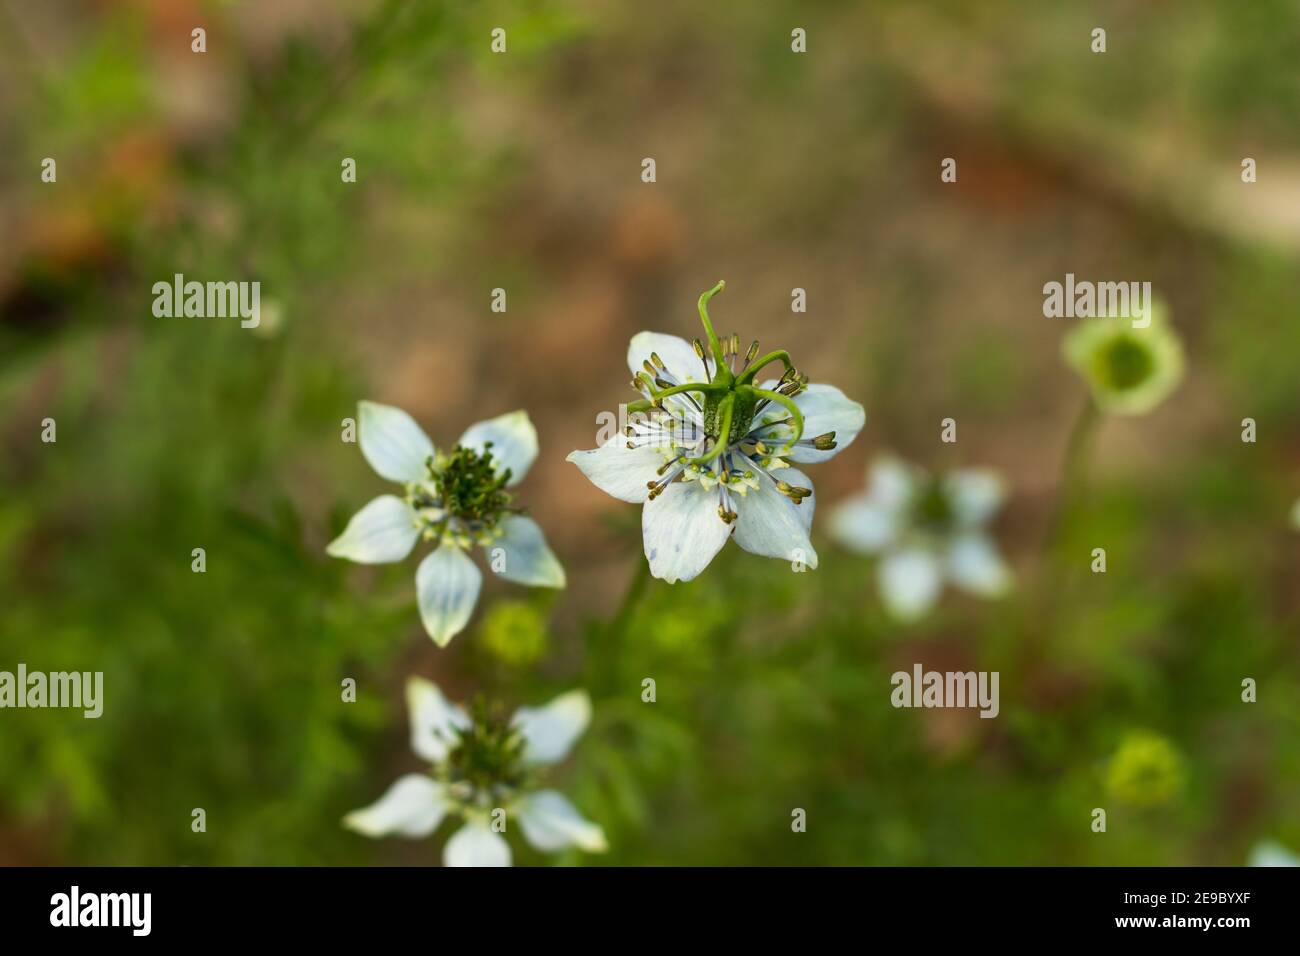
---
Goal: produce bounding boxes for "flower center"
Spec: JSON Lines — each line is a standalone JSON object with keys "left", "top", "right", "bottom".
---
{"left": 1094, "top": 336, "right": 1154, "bottom": 391}
{"left": 442, "top": 699, "right": 530, "bottom": 803}
{"left": 912, "top": 479, "right": 955, "bottom": 535}
{"left": 703, "top": 387, "right": 758, "bottom": 445}
{"left": 406, "top": 444, "right": 514, "bottom": 545}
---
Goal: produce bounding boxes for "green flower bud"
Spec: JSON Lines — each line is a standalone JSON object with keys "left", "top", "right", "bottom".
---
{"left": 1063, "top": 304, "right": 1184, "bottom": 416}
{"left": 1106, "top": 730, "right": 1184, "bottom": 807}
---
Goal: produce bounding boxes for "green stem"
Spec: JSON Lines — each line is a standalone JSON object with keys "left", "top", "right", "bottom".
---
{"left": 1046, "top": 398, "right": 1100, "bottom": 555}
{"left": 595, "top": 558, "right": 653, "bottom": 692}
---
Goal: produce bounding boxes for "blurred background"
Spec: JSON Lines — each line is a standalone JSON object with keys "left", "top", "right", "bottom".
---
{"left": 1, "top": 0, "right": 1298, "bottom": 865}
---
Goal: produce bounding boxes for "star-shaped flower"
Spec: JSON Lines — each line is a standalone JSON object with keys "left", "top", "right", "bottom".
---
{"left": 828, "top": 457, "right": 1012, "bottom": 621}
{"left": 344, "top": 677, "right": 607, "bottom": 867}
{"left": 327, "top": 402, "right": 564, "bottom": 645}
{"left": 567, "top": 281, "right": 865, "bottom": 582}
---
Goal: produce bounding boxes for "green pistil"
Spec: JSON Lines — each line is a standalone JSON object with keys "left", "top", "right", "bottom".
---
{"left": 429, "top": 443, "right": 513, "bottom": 527}
{"left": 631, "top": 283, "right": 811, "bottom": 463}
{"left": 443, "top": 698, "right": 530, "bottom": 797}
{"left": 913, "top": 479, "right": 955, "bottom": 534}
{"left": 1094, "top": 336, "right": 1154, "bottom": 391}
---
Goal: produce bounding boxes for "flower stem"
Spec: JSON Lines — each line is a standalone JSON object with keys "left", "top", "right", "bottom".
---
{"left": 1047, "top": 398, "right": 1100, "bottom": 552}
{"left": 592, "top": 557, "right": 653, "bottom": 693}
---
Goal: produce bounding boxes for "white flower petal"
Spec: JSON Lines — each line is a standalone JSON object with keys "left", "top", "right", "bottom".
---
{"left": 486, "top": 514, "right": 566, "bottom": 588}
{"left": 866, "top": 457, "right": 917, "bottom": 512}
{"left": 627, "top": 331, "right": 715, "bottom": 384}
{"left": 1248, "top": 841, "right": 1300, "bottom": 867}
{"left": 944, "top": 469, "right": 1006, "bottom": 528}
{"left": 359, "top": 401, "right": 436, "bottom": 484}
{"left": 343, "top": 774, "right": 448, "bottom": 838}
{"left": 827, "top": 494, "right": 897, "bottom": 554}
{"left": 641, "top": 480, "right": 733, "bottom": 583}
{"left": 443, "top": 821, "right": 512, "bottom": 867}
{"left": 458, "top": 410, "right": 538, "bottom": 487}
{"left": 756, "top": 381, "right": 865, "bottom": 463}
{"left": 407, "top": 676, "right": 470, "bottom": 763}
{"left": 517, "top": 790, "right": 608, "bottom": 854}
{"left": 878, "top": 548, "right": 942, "bottom": 621}
{"left": 733, "top": 468, "right": 818, "bottom": 568}
{"left": 512, "top": 690, "right": 591, "bottom": 765}
{"left": 566, "top": 437, "right": 664, "bottom": 504}
{"left": 326, "top": 495, "right": 419, "bottom": 564}
{"left": 946, "top": 534, "right": 1012, "bottom": 597}
{"left": 415, "top": 544, "right": 483, "bottom": 647}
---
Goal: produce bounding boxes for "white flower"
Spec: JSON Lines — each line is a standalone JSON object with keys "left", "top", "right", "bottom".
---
{"left": 327, "top": 402, "right": 565, "bottom": 646}
{"left": 567, "top": 281, "right": 865, "bottom": 583}
{"left": 828, "top": 457, "right": 1012, "bottom": 621}
{"left": 344, "top": 677, "right": 607, "bottom": 867}
{"left": 1290, "top": 497, "right": 1300, "bottom": 532}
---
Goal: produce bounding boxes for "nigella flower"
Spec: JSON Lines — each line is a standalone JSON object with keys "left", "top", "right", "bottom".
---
{"left": 344, "top": 677, "right": 607, "bottom": 867}
{"left": 567, "top": 281, "right": 865, "bottom": 582}
{"left": 827, "top": 457, "right": 1012, "bottom": 621}
{"left": 327, "top": 402, "right": 564, "bottom": 646}
{"left": 1062, "top": 305, "right": 1184, "bottom": 416}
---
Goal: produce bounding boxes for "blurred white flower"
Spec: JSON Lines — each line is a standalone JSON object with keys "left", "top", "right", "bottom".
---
{"left": 568, "top": 281, "right": 865, "bottom": 583}
{"left": 344, "top": 677, "right": 607, "bottom": 867}
{"left": 327, "top": 402, "right": 564, "bottom": 646}
{"left": 1248, "top": 840, "right": 1299, "bottom": 867}
{"left": 1290, "top": 497, "right": 1300, "bottom": 531}
{"left": 828, "top": 457, "right": 1012, "bottom": 621}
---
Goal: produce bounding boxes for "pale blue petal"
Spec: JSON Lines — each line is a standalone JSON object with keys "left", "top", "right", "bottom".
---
{"left": 416, "top": 544, "right": 482, "bottom": 647}
{"left": 641, "top": 480, "right": 732, "bottom": 583}
{"left": 878, "top": 548, "right": 942, "bottom": 621}
{"left": 407, "top": 676, "right": 470, "bottom": 762}
{"left": 517, "top": 790, "right": 608, "bottom": 853}
{"left": 443, "top": 821, "right": 511, "bottom": 867}
{"left": 326, "top": 495, "right": 419, "bottom": 564}
{"left": 359, "top": 401, "right": 436, "bottom": 484}
{"left": 512, "top": 690, "right": 591, "bottom": 765}
{"left": 458, "top": 411, "right": 538, "bottom": 487}
{"left": 486, "top": 515, "right": 566, "bottom": 588}
{"left": 343, "top": 774, "right": 448, "bottom": 838}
